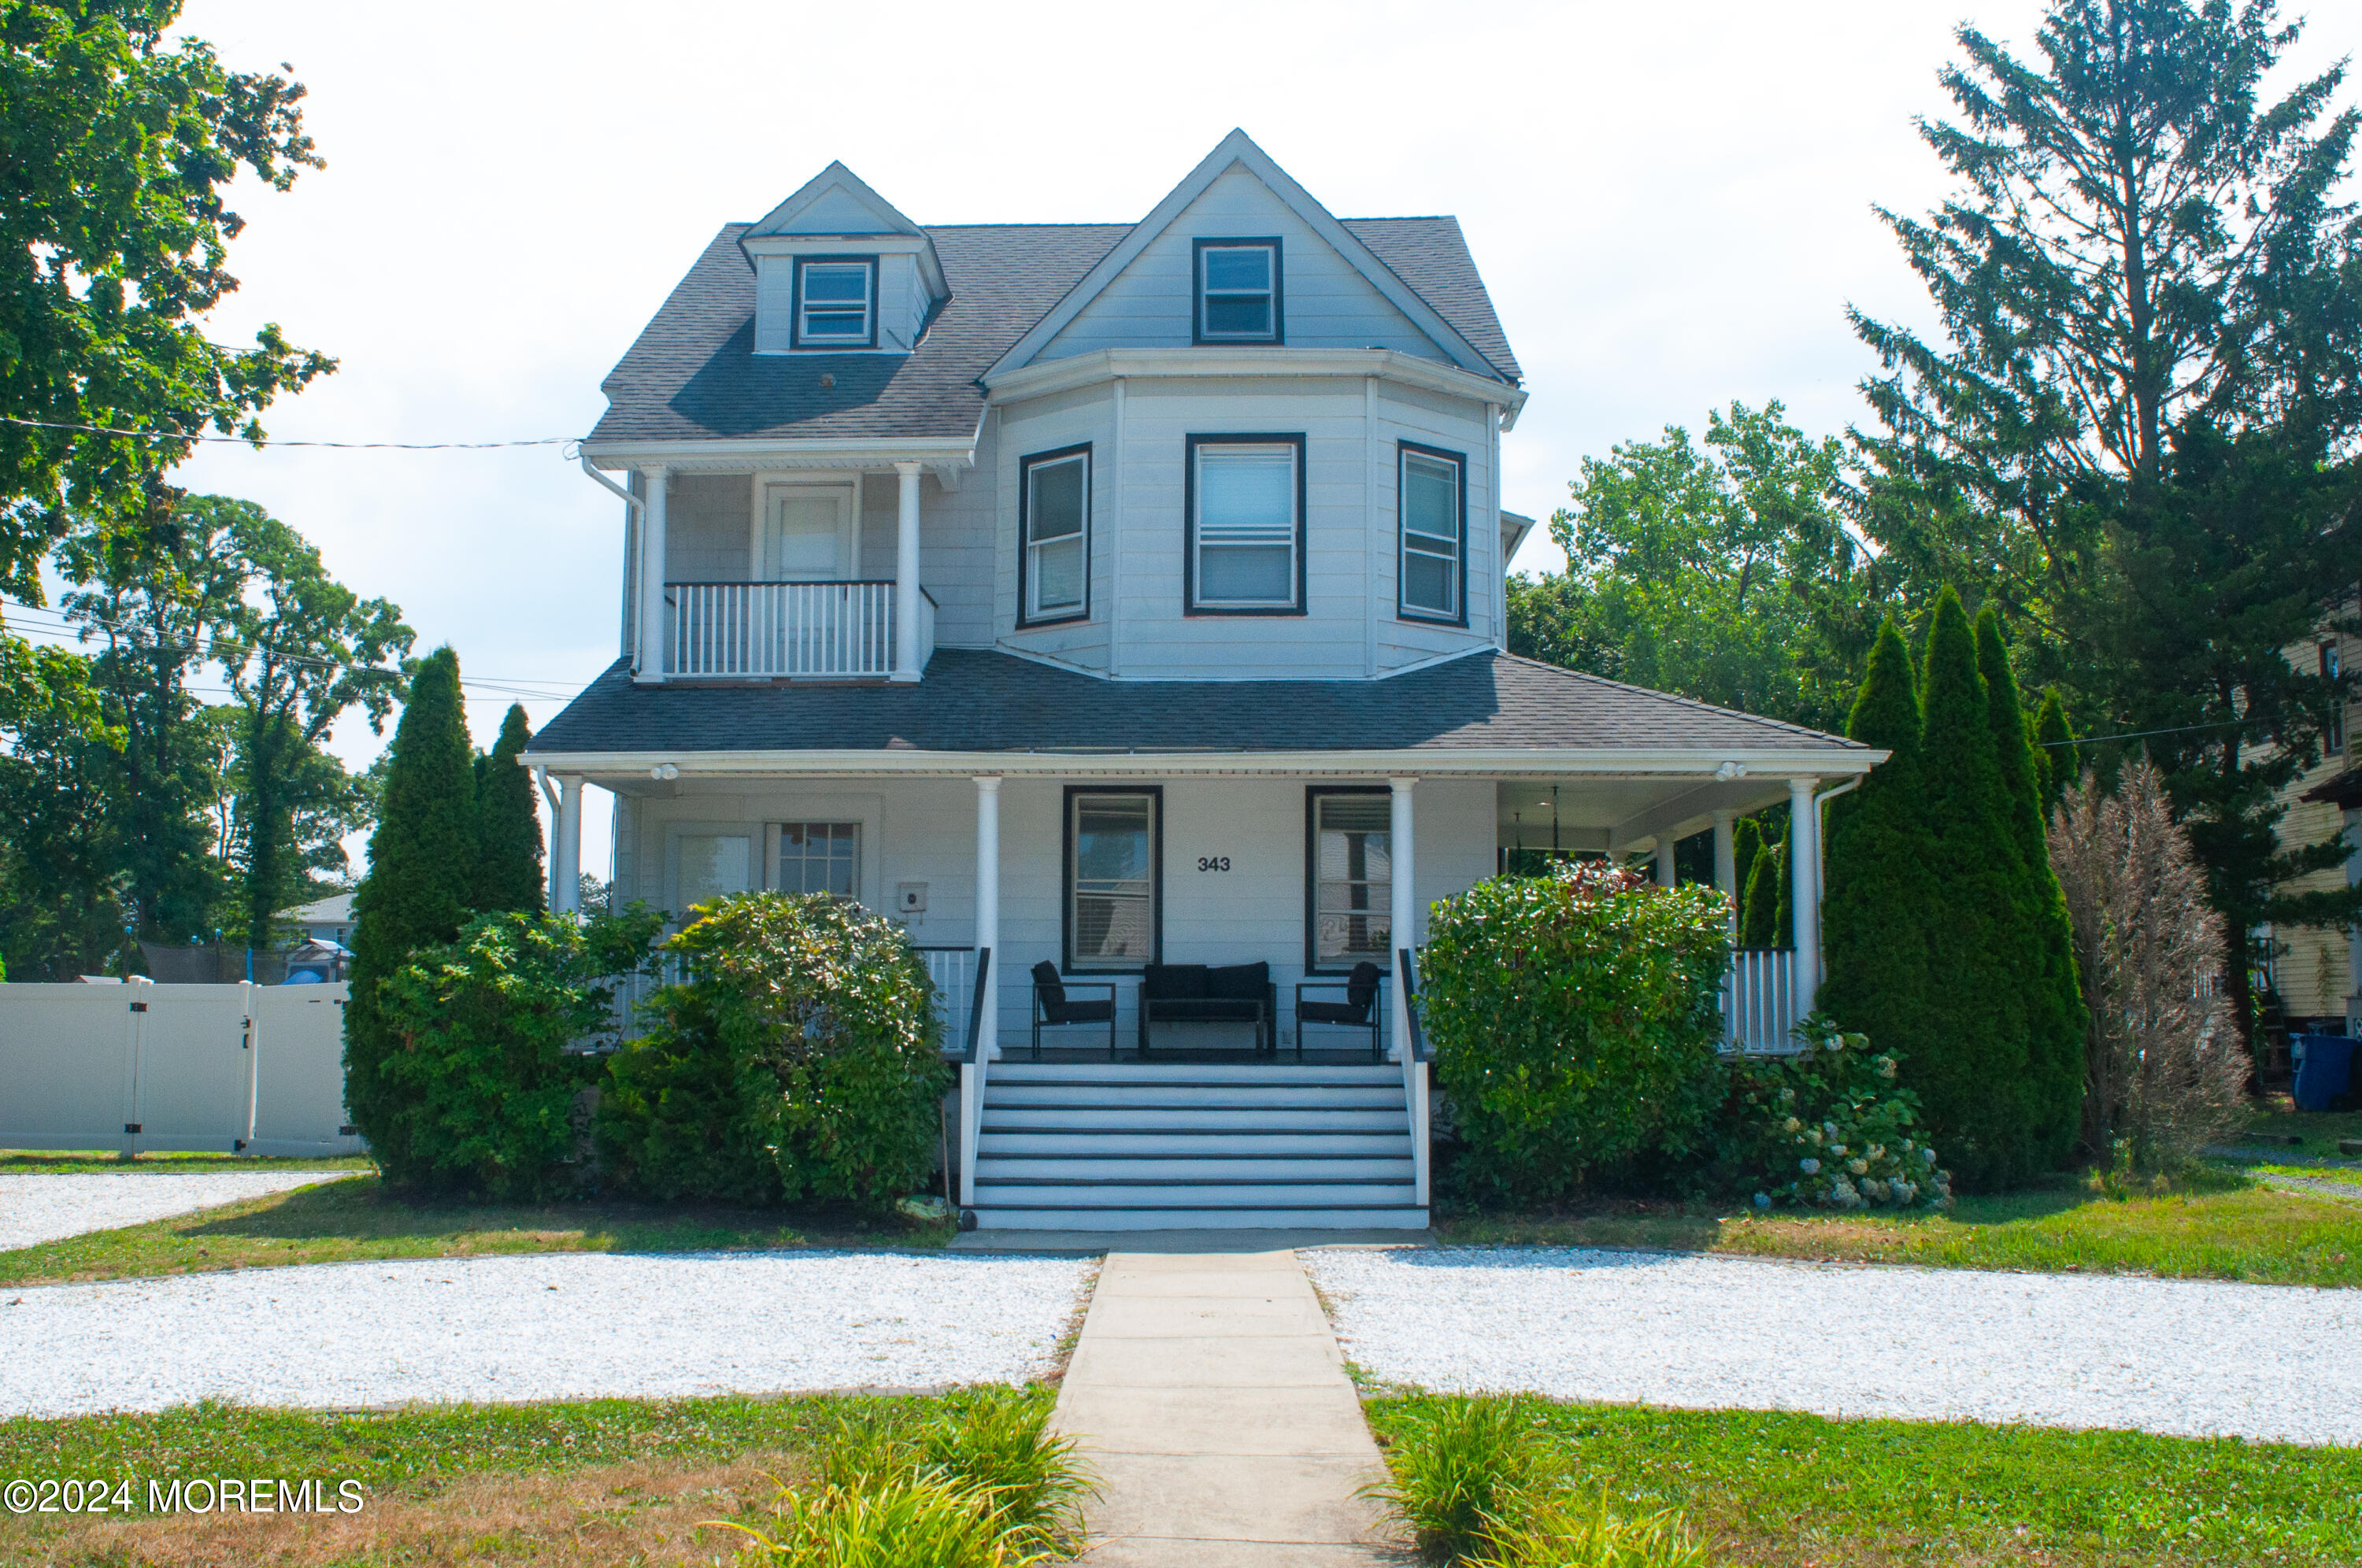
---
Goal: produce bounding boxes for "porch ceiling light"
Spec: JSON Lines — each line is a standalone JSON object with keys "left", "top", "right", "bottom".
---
{"left": 1714, "top": 761, "right": 1747, "bottom": 781}
{"left": 650, "top": 763, "right": 681, "bottom": 781}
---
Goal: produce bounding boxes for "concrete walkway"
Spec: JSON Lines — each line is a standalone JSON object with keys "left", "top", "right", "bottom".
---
{"left": 1052, "top": 1248, "right": 1402, "bottom": 1566}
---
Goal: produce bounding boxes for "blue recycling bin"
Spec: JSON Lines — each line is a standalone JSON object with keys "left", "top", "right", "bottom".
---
{"left": 2292, "top": 1033, "right": 2356, "bottom": 1112}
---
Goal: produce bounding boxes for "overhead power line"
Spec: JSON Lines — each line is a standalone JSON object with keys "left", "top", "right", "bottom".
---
{"left": 0, "top": 413, "right": 580, "bottom": 452}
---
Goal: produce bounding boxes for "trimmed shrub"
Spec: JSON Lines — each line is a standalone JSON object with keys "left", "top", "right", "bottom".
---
{"left": 1739, "top": 832, "right": 1785, "bottom": 948}
{"left": 597, "top": 891, "right": 950, "bottom": 1209}
{"left": 377, "top": 907, "right": 663, "bottom": 1200}
{"left": 1421, "top": 861, "right": 1730, "bottom": 1205}
{"left": 1723, "top": 1016, "right": 1950, "bottom": 1209}
{"left": 2032, "top": 685, "right": 2076, "bottom": 817}
{"left": 346, "top": 646, "right": 476, "bottom": 1182}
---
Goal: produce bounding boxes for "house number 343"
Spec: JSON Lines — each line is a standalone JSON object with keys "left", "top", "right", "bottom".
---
{"left": 1196, "top": 856, "right": 1231, "bottom": 872}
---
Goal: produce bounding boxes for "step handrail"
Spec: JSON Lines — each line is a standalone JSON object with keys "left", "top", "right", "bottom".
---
{"left": 1397, "top": 947, "right": 1432, "bottom": 1208}
{"left": 957, "top": 949, "right": 991, "bottom": 1212}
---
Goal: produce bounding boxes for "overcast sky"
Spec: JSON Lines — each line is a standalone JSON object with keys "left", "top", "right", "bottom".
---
{"left": 50, "top": 0, "right": 2361, "bottom": 879}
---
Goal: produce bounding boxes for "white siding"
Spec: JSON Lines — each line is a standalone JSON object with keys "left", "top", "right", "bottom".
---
{"left": 995, "top": 385, "right": 1114, "bottom": 671}
{"left": 663, "top": 473, "right": 754, "bottom": 582}
{"left": 622, "top": 773, "right": 1501, "bottom": 1053}
{"left": 1039, "top": 166, "right": 1449, "bottom": 362}
{"left": 924, "top": 413, "right": 1000, "bottom": 649}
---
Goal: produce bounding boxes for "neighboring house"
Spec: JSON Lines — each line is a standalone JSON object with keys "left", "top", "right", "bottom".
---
{"left": 526, "top": 131, "right": 1880, "bottom": 1229}
{"left": 286, "top": 893, "right": 355, "bottom": 950}
{"left": 2281, "top": 606, "right": 2360, "bottom": 1037}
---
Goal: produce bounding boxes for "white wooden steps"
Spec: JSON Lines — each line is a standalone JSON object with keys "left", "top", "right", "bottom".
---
{"left": 968, "top": 1060, "right": 1427, "bottom": 1230}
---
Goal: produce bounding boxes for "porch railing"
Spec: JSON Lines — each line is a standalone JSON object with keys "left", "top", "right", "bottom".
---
{"left": 1724, "top": 946, "right": 1803, "bottom": 1054}
{"left": 665, "top": 580, "right": 935, "bottom": 678}
{"left": 916, "top": 945, "right": 976, "bottom": 1058}
{"left": 1396, "top": 948, "right": 1432, "bottom": 1207}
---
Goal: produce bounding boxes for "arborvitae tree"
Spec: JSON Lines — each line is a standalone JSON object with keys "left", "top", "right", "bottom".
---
{"left": 1819, "top": 616, "right": 1938, "bottom": 1071}
{"left": 2032, "top": 687, "right": 2075, "bottom": 819}
{"left": 1916, "top": 588, "right": 2041, "bottom": 1189}
{"left": 1732, "top": 816, "right": 1763, "bottom": 922}
{"left": 472, "top": 704, "right": 546, "bottom": 915}
{"left": 1741, "top": 836, "right": 1785, "bottom": 948}
{"left": 1977, "top": 608, "right": 2086, "bottom": 1167}
{"left": 346, "top": 648, "right": 476, "bottom": 1182}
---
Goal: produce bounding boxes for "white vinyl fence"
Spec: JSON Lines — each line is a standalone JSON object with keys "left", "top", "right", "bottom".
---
{"left": 0, "top": 979, "right": 365, "bottom": 1157}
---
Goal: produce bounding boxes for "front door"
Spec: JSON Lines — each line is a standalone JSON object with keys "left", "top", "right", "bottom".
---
{"left": 762, "top": 482, "right": 857, "bottom": 579}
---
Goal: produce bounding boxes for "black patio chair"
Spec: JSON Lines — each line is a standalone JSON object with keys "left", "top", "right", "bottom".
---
{"left": 1031, "top": 960, "right": 1117, "bottom": 1060}
{"left": 1294, "top": 960, "right": 1385, "bottom": 1061}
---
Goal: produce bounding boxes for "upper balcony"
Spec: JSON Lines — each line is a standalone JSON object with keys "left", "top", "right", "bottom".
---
{"left": 663, "top": 577, "right": 935, "bottom": 679}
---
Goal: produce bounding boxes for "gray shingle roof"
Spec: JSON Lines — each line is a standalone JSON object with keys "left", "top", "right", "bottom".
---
{"left": 588, "top": 217, "right": 1520, "bottom": 446}
{"left": 525, "top": 649, "right": 1860, "bottom": 758}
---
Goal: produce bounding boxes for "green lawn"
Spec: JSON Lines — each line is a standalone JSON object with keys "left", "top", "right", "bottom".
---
{"left": 0, "top": 1149, "right": 375, "bottom": 1176}
{"left": 1365, "top": 1396, "right": 2362, "bottom": 1567}
{"left": 0, "top": 1174, "right": 954, "bottom": 1286}
{"left": 1436, "top": 1176, "right": 2362, "bottom": 1288}
{"left": 0, "top": 1389, "right": 1054, "bottom": 1567}
{"left": 2240, "top": 1105, "right": 2362, "bottom": 1159}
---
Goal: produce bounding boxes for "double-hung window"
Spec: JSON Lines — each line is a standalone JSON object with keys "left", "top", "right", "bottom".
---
{"left": 777, "top": 822, "right": 860, "bottom": 900}
{"left": 1398, "top": 442, "right": 1466, "bottom": 623}
{"left": 1065, "top": 788, "right": 1161, "bottom": 971}
{"left": 1187, "top": 435, "right": 1305, "bottom": 613}
{"left": 791, "top": 256, "right": 877, "bottom": 348}
{"left": 1307, "top": 789, "right": 1393, "bottom": 971}
{"left": 1020, "top": 445, "right": 1090, "bottom": 626}
{"left": 1194, "top": 239, "right": 1282, "bottom": 343}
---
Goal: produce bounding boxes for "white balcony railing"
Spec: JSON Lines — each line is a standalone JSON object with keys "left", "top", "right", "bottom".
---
{"left": 1724, "top": 947, "right": 1803, "bottom": 1054}
{"left": 666, "top": 580, "right": 934, "bottom": 678}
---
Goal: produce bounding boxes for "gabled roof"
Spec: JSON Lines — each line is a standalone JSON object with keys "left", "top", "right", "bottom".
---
{"left": 526, "top": 649, "right": 1864, "bottom": 760}
{"left": 587, "top": 216, "right": 1516, "bottom": 446}
{"left": 983, "top": 129, "right": 1514, "bottom": 386}
{"left": 743, "top": 160, "right": 924, "bottom": 239}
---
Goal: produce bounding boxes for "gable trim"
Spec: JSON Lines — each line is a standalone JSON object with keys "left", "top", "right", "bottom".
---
{"left": 744, "top": 161, "right": 925, "bottom": 239}
{"left": 983, "top": 129, "right": 1509, "bottom": 383}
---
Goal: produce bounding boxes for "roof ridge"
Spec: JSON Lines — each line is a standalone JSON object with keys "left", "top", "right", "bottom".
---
{"left": 1494, "top": 652, "right": 1864, "bottom": 748}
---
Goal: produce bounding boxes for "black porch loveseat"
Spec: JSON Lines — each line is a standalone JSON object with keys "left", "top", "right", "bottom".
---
{"left": 1138, "top": 962, "right": 1276, "bottom": 1054}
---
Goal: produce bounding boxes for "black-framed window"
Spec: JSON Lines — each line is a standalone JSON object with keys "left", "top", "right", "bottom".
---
{"left": 790, "top": 255, "right": 878, "bottom": 349}
{"left": 1398, "top": 441, "right": 1468, "bottom": 625}
{"left": 1306, "top": 788, "right": 1394, "bottom": 974}
{"left": 778, "top": 822, "right": 861, "bottom": 899}
{"left": 1194, "top": 238, "right": 1283, "bottom": 344}
{"left": 1185, "top": 433, "right": 1305, "bottom": 615}
{"left": 1019, "top": 444, "right": 1090, "bottom": 627}
{"left": 1064, "top": 786, "right": 1162, "bottom": 972}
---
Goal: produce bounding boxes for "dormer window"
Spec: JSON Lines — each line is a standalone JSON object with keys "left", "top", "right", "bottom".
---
{"left": 791, "top": 256, "right": 878, "bottom": 349}
{"left": 1194, "top": 239, "right": 1283, "bottom": 344}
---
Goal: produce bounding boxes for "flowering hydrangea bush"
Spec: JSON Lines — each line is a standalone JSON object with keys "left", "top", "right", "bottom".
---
{"left": 1726, "top": 1015, "right": 1951, "bottom": 1210}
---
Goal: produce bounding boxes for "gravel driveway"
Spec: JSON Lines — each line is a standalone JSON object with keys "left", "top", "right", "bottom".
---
{"left": 1306, "top": 1246, "right": 2362, "bottom": 1448}
{"left": 0, "top": 1250, "right": 1090, "bottom": 1418}
{"left": 0, "top": 1171, "right": 358, "bottom": 1252}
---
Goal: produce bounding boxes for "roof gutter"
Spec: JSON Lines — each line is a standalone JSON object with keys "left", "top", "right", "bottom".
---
{"left": 579, "top": 452, "right": 642, "bottom": 516}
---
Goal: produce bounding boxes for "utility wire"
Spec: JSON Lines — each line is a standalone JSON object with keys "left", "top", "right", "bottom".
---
{"left": 0, "top": 413, "right": 581, "bottom": 451}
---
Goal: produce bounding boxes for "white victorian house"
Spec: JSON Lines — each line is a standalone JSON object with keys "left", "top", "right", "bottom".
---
{"left": 526, "top": 131, "right": 1879, "bottom": 1230}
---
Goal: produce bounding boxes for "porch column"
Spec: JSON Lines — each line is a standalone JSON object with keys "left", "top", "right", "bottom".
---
{"left": 553, "top": 775, "right": 583, "bottom": 915}
{"left": 1653, "top": 837, "right": 1678, "bottom": 888}
{"left": 1711, "top": 810, "right": 1738, "bottom": 937}
{"left": 1389, "top": 778, "right": 1417, "bottom": 1062}
{"left": 1787, "top": 777, "right": 1821, "bottom": 1003}
{"left": 633, "top": 466, "right": 670, "bottom": 684}
{"left": 894, "top": 462, "right": 923, "bottom": 682}
{"left": 974, "top": 776, "right": 1001, "bottom": 1060}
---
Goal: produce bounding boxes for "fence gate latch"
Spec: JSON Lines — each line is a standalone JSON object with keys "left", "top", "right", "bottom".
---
{"left": 123, "top": 1122, "right": 142, "bottom": 1134}
{"left": 128, "top": 1000, "right": 148, "bottom": 1013}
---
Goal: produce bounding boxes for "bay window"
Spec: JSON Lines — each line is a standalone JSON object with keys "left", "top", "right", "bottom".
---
{"left": 1020, "top": 445, "right": 1090, "bottom": 626}
{"left": 1398, "top": 442, "right": 1466, "bottom": 623}
{"left": 1186, "top": 435, "right": 1305, "bottom": 614}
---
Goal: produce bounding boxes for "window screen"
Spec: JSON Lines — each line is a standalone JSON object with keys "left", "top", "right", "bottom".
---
{"left": 1400, "top": 447, "right": 1463, "bottom": 620}
{"left": 1190, "top": 441, "right": 1300, "bottom": 609}
{"left": 779, "top": 822, "right": 860, "bottom": 899}
{"left": 1023, "top": 448, "right": 1089, "bottom": 622}
{"left": 1068, "top": 792, "right": 1158, "bottom": 969}
{"left": 1311, "top": 792, "right": 1393, "bottom": 967}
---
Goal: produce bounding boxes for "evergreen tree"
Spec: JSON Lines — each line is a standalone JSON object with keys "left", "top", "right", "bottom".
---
{"left": 2032, "top": 687, "right": 2076, "bottom": 817}
{"left": 1916, "top": 588, "right": 2041, "bottom": 1188}
{"left": 1732, "top": 817, "right": 1763, "bottom": 923}
{"left": 345, "top": 648, "right": 476, "bottom": 1181}
{"left": 1740, "top": 837, "right": 1785, "bottom": 948}
{"left": 1819, "top": 616, "right": 1938, "bottom": 1077}
{"left": 1977, "top": 608, "right": 2086, "bottom": 1167}
{"left": 472, "top": 704, "right": 545, "bottom": 915}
